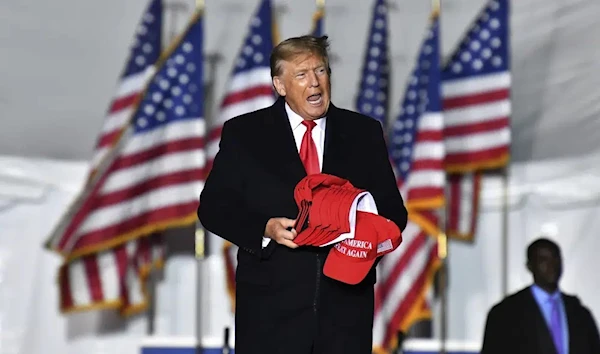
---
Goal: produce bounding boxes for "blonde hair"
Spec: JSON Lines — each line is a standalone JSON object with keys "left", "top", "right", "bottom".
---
{"left": 270, "top": 35, "right": 331, "bottom": 77}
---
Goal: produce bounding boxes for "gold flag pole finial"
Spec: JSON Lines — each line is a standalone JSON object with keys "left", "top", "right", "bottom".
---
{"left": 438, "top": 232, "right": 448, "bottom": 260}
{"left": 431, "top": 0, "right": 441, "bottom": 18}
{"left": 196, "top": 0, "right": 205, "bottom": 10}
{"left": 316, "top": 0, "right": 325, "bottom": 9}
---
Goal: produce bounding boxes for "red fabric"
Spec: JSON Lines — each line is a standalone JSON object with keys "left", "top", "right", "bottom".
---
{"left": 299, "top": 120, "right": 320, "bottom": 175}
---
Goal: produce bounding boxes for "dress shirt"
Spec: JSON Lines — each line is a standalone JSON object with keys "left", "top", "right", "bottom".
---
{"left": 531, "top": 284, "right": 569, "bottom": 354}
{"left": 262, "top": 103, "right": 326, "bottom": 247}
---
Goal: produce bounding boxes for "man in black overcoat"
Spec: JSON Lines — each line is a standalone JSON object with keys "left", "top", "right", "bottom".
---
{"left": 481, "top": 238, "right": 600, "bottom": 354}
{"left": 197, "top": 35, "right": 408, "bottom": 354}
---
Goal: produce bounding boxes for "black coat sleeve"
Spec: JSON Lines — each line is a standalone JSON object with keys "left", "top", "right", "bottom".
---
{"left": 197, "top": 120, "right": 271, "bottom": 257}
{"left": 368, "top": 120, "right": 408, "bottom": 232}
{"left": 582, "top": 305, "right": 600, "bottom": 353}
{"left": 480, "top": 304, "right": 508, "bottom": 354}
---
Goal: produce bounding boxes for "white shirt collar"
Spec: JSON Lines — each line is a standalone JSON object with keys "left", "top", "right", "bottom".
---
{"left": 285, "top": 102, "right": 326, "bottom": 131}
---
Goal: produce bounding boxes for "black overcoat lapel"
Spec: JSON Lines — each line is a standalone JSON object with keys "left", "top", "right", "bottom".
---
{"left": 258, "top": 98, "right": 352, "bottom": 187}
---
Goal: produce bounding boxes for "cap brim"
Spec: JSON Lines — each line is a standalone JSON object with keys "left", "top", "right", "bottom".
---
{"left": 323, "top": 247, "right": 375, "bottom": 285}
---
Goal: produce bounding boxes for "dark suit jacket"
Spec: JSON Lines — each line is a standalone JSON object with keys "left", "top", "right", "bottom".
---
{"left": 481, "top": 286, "right": 600, "bottom": 354}
{"left": 198, "top": 97, "right": 408, "bottom": 354}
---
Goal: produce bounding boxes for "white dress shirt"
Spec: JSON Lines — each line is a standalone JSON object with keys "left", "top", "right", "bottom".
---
{"left": 262, "top": 103, "right": 326, "bottom": 247}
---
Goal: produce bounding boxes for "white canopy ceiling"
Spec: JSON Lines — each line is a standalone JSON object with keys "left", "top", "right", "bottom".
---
{"left": 1, "top": 0, "right": 599, "bottom": 163}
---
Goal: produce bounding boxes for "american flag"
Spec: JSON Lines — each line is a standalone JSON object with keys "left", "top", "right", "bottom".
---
{"left": 373, "top": 12, "right": 444, "bottom": 353}
{"left": 212, "top": 0, "right": 277, "bottom": 312}
{"left": 389, "top": 14, "right": 445, "bottom": 210}
{"left": 311, "top": 2, "right": 324, "bottom": 37}
{"left": 89, "top": 0, "right": 162, "bottom": 174}
{"left": 446, "top": 172, "right": 481, "bottom": 241}
{"left": 48, "top": 0, "right": 163, "bottom": 315}
{"left": 46, "top": 8, "right": 205, "bottom": 314}
{"left": 355, "top": 0, "right": 389, "bottom": 127}
{"left": 206, "top": 0, "right": 276, "bottom": 172}
{"left": 442, "top": 0, "right": 510, "bottom": 172}
{"left": 442, "top": 0, "right": 510, "bottom": 241}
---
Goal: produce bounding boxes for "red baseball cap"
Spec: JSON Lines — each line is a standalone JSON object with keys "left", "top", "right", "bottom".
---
{"left": 323, "top": 211, "right": 402, "bottom": 285}
{"left": 293, "top": 174, "right": 366, "bottom": 246}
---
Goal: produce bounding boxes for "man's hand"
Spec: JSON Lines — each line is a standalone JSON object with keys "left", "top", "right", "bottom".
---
{"left": 265, "top": 217, "right": 298, "bottom": 249}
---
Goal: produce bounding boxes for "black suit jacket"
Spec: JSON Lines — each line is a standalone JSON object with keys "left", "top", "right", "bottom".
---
{"left": 198, "top": 97, "right": 408, "bottom": 354}
{"left": 481, "top": 286, "right": 600, "bottom": 354}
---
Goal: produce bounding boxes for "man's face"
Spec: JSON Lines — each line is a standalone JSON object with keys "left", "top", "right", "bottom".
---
{"left": 527, "top": 245, "right": 562, "bottom": 289}
{"left": 272, "top": 53, "right": 330, "bottom": 121}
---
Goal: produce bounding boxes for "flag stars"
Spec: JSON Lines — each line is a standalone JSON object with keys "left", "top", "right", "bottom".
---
{"left": 159, "top": 79, "right": 169, "bottom": 90}
{"left": 251, "top": 35, "right": 262, "bottom": 45}
{"left": 156, "top": 111, "right": 166, "bottom": 121}
{"left": 144, "top": 12, "right": 154, "bottom": 23}
{"left": 481, "top": 48, "right": 492, "bottom": 59}
{"left": 183, "top": 42, "right": 193, "bottom": 53}
{"left": 452, "top": 62, "right": 462, "bottom": 73}
{"left": 186, "top": 63, "right": 196, "bottom": 73}
{"left": 138, "top": 117, "right": 148, "bottom": 128}
{"left": 144, "top": 105, "right": 155, "bottom": 115}
{"left": 253, "top": 52, "right": 264, "bottom": 64}
{"left": 179, "top": 74, "right": 189, "bottom": 85}
{"left": 143, "top": 43, "right": 153, "bottom": 54}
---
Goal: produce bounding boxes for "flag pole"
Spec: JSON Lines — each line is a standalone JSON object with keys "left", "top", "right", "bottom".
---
{"left": 501, "top": 167, "right": 509, "bottom": 296}
{"left": 194, "top": 1, "right": 206, "bottom": 353}
{"left": 431, "top": 0, "right": 448, "bottom": 353}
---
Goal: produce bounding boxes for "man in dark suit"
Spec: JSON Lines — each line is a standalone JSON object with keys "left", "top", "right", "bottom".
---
{"left": 481, "top": 238, "right": 600, "bottom": 354}
{"left": 197, "top": 35, "right": 407, "bottom": 354}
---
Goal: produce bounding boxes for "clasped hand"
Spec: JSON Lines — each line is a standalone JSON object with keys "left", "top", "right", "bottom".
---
{"left": 264, "top": 217, "right": 298, "bottom": 249}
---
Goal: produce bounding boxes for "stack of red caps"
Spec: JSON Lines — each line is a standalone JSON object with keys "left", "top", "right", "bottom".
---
{"left": 293, "top": 174, "right": 403, "bottom": 284}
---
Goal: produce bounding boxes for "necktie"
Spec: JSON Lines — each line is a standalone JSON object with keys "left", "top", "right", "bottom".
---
{"left": 299, "top": 120, "right": 320, "bottom": 175}
{"left": 549, "top": 296, "right": 564, "bottom": 354}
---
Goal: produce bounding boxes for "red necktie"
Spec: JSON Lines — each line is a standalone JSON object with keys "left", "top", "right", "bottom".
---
{"left": 299, "top": 120, "right": 320, "bottom": 175}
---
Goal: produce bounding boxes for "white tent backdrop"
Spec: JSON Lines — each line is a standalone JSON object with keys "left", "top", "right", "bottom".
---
{"left": 1, "top": 150, "right": 600, "bottom": 354}
{"left": 1, "top": 0, "right": 600, "bottom": 353}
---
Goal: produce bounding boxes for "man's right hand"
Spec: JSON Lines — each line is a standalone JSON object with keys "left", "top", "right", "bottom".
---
{"left": 265, "top": 217, "right": 298, "bottom": 249}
